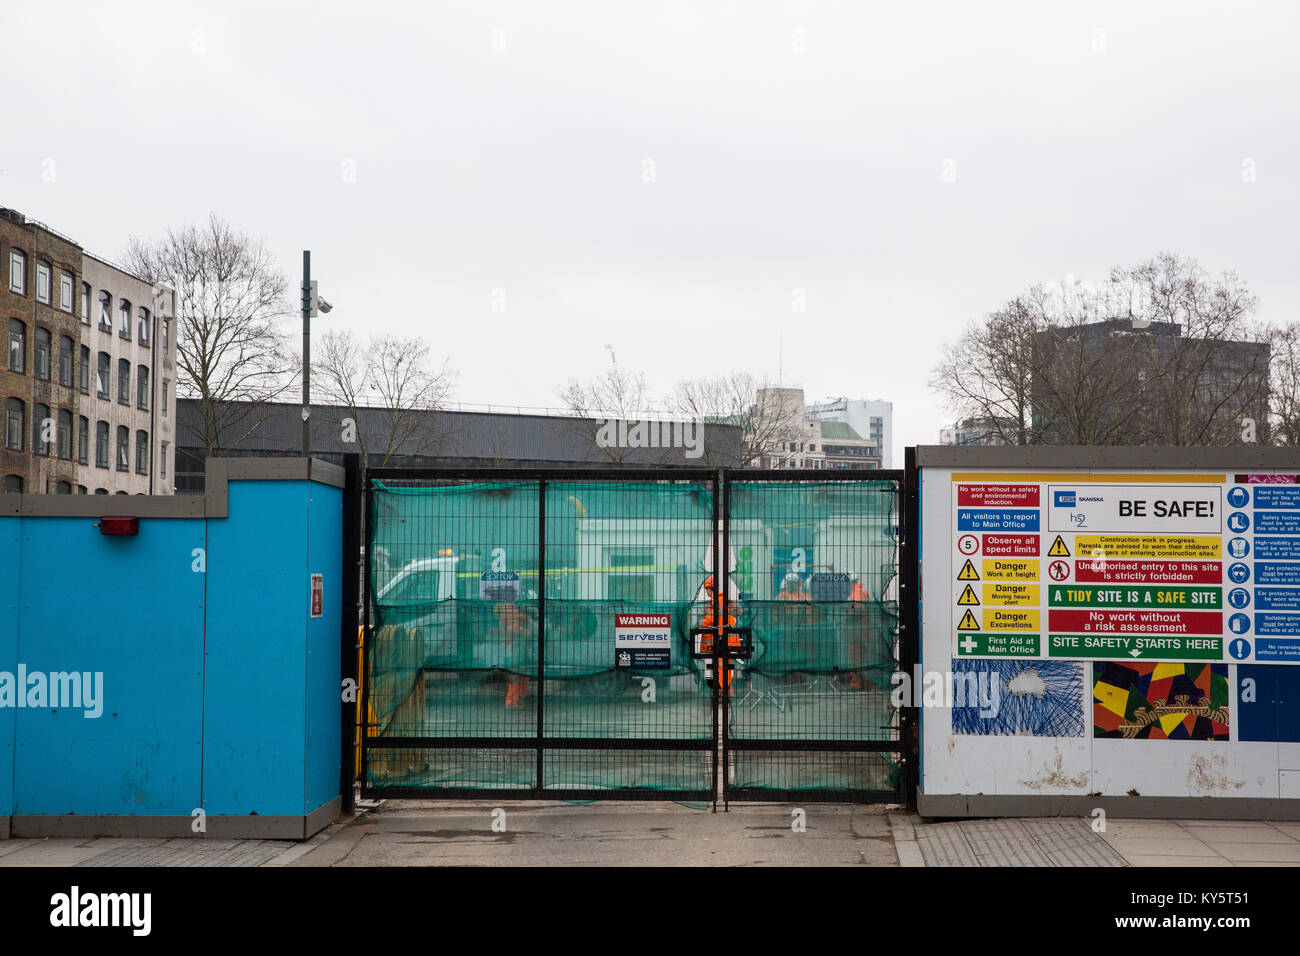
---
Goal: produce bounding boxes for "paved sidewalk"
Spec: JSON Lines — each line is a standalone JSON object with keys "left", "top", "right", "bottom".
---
{"left": 2, "top": 802, "right": 1299, "bottom": 866}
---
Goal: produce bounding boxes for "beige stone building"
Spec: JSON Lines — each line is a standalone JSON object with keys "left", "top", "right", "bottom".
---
{"left": 78, "top": 254, "right": 176, "bottom": 494}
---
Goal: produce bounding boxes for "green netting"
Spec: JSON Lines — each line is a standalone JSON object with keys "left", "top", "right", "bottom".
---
{"left": 366, "top": 478, "right": 718, "bottom": 792}
{"left": 727, "top": 480, "right": 899, "bottom": 677}
{"left": 364, "top": 476, "right": 901, "bottom": 795}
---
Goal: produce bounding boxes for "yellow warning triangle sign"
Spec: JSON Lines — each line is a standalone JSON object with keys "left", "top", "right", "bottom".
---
{"left": 957, "top": 609, "right": 980, "bottom": 630}
{"left": 957, "top": 559, "right": 980, "bottom": 581}
{"left": 957, "top": 584, "right": 980, "bottom": 606}
{"left": 1048, "top": 535, "right": 1071, "bottom": 557}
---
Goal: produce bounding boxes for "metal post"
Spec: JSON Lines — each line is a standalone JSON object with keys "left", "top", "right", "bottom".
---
{"left": 339, "top": 453, "right": 361, "bottom": 813}
{"left": 900, "top": 446, "right": 921, "bottom": 809}
{"left": 719, "top": 469, "right": 730, "bottom": 812}
{"left": 302, "top": 250, "right": 311, "bottom": 457}
{"left": 536, "top": 479, "right": 546, "bottom": 795}
{"left": 358, "top": 474, "right": 373, "bottom": 796}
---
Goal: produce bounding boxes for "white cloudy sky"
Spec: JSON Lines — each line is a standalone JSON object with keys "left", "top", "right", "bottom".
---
{"left": 3, "top": 1, "right": 1298, "bottom": 462}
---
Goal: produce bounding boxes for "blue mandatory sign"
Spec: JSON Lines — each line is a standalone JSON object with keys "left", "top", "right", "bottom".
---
{"left": 1228, "top": 613, "right": 1252, "bottom": 634}
{"left": 1227, "top": 538, "right": 1251, "bottom": 559}
{"left": 1228, "top": 587, "right": 1251, "bottom": 609}
{"left": 1227, "top": 512, "right": 1251, "bottom": 533}
{"left": 1228, "top": 562, "right": 1251, "bottom": 584}
{"left": 1227, "top": 486, "right": 1250, "bottom": 508}
{"left": 1228, "top": 637, "right": 1252, "bottom": 660}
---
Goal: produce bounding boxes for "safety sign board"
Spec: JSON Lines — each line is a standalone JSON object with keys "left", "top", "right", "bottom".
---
{"left": 943, "top": 471, "right": 1300, "bottom": 664}
{"left": 480, "top": 571, "right": 522, "bottom": 601}
{"left": 615, "top": 613, "right": 671, "bottom": 669}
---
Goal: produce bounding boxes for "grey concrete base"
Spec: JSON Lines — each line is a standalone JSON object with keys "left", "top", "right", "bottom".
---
{"left": 7, "top": 797, "right": 341, "bottom": 841}
{"left": 0, "top": 817, "right": 8, "bottom": 839}
{"left": 919, "top": 792, "right": 1300, "bottom": 821}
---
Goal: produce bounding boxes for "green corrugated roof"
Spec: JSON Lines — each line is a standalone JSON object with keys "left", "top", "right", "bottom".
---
{"left": 817, "top": 421, "right": 864, "bottom": 440}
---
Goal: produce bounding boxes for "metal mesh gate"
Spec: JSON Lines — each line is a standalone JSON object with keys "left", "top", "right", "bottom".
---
{"left": 359, "top": 467, "right": 914, "bottom": 804}
{"left": 720, "top": 472, "right": 904, "bottom": 802}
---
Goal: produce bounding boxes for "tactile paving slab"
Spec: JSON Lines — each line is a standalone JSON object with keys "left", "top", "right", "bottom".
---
{"left": 77, "top": 840, "right": 288, "bottom": 868}
{"left": 914, "top": 818, "right": 1127, "bottom": 867}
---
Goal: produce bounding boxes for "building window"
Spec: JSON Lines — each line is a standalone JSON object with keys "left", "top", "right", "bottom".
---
{"left": 8, "top": 249, "right": 25, "bottom": 294}
{"left": 160, "top": 441, "right": 168, "bottom": 479}
{"left": 116, "top": 425, "right": 129, "bottom": 472}
{"left": 77, "top": 416, "right": 89, "bottom": 465}
{"left": 76, "top": 485, "right": 87, "bottom": 495}
{"left": 135, "top": 430, "right": 149, "bottom": 474}
{"left": 81, "top": 282, "right": 91, "bottom": 323}
{"left": 138, "top": 307, "right": 150, "bottom": 345}
{"left": 4, "top": 398, "right": 23, "bottom": 451}
{"left": 96, "top": 351, "right": 110, "bottom": 399}
{"left": 94, "top": 488, "right": 107, "bottom": 495}
{"left": 79, "top": 345, "right": 90, "bottom": 394}
{"left": 162, "top": 317, "right": 169, "bottom": 351}
{"left": 55, "top": 481, "right": 71, "bottom": 495}
{"left": 119, "top": 299, "right": 132, "bottom": 340}
{"left": 60, "top": 271, "right": 74, "bottom": 312}
{"left": 98, "top": 291, "right": 112, "bottom": 331}
{"left": 137, "top": 365, "right": 149, "bottom": 410}
{"left": 95, "top": 420, "right": 109, "bottom": 468}
{"left": 118, "top": 359, "right": 130, "bottom": 404}
{"left": 58, "top": 335, "right": 73, "bottom": 387}
{"left": 3, "top": 475, "right": 22, "bottom": 494}
{"left": 162, "top": 379, "right": 169, "bottom": 416}
{"left": 7, "top": 318, "right": 23, "bottom": 373}
{"left": 34, "top": 403, "right": 50, "bottom": 455}
{"left": 57, "top": 409, "right": 72, "bottom": 460}
{"left": 36, "top": 261, "right": 51, "bottom": 303}
{"left": 34, "top": 328, "right": 51, "bottom": 381}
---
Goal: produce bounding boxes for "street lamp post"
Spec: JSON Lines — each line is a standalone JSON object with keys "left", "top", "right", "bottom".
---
{"left": 301, "top": 250, "right": 332, "bottom": 457}
{"left": 302, "top": 250, "right": 311, "bottom": 457}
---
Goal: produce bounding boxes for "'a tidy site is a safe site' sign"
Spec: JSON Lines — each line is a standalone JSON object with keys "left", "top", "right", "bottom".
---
{"left": 947, "top": 472, "right": 1300, "bottom": 664}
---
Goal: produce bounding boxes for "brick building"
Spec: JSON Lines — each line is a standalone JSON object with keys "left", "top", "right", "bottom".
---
{"left": 2, "top": 209, "right": 83, "bottom": 493}
{"left": 2, "top": 207, "right": 175, "bottom": 494}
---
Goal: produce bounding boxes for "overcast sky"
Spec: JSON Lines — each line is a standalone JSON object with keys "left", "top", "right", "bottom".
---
{"left": 3, "top": 1, "right": 1297, "bottom": 462}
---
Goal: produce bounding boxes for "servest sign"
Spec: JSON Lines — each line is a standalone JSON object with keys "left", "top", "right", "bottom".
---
{"left": 614, "top": 613, "right": 671, "bottom": 670}
{"left": 941, "top": 471, "right": 1300, "bottom": 664}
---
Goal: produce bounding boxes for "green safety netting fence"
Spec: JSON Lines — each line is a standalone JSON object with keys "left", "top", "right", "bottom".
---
{"left": 364, "top": 476, "right": 900, "bottom": 793}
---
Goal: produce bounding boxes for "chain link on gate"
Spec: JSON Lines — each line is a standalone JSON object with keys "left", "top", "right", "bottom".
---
{"left": 358, "top": 467, "right": 915, "bottom": 806}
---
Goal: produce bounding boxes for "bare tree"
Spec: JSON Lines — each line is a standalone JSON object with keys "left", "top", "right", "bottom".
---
{"left": 931, "top": 299, "right": 1049, "bottom": 445}
{"left": 1269, "top": 323, "right": 1300, "bottom": 446}
{"left": 314, "top": 330, "right": 455, "bottom": 469}
{"left": 933, "top": 254, "right": 1269, "bottom": 446}
{"left": 1118, "top": 254, "right": 1268, "bottom": 445}
{"left": 124, "top": 214, "right": 295, "bottom": 458}
{"left": 558, "top": 363, "right": 656, "bottom": 463}
{"left": 666, "top": 371, "right": 800, "bottom": 466}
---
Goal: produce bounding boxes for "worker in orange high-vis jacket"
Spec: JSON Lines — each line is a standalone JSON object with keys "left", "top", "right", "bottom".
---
{"left": 843, "top": 575, "right": 873, "bottom": 690}
{"left": 776, "top": 571, "right": 810, "bottom": 602}
{"left": 699, "top": 576, "right": 741, "bottom": 696}
{"left": 495, "top": 598, "right": 531, "bottom": 708}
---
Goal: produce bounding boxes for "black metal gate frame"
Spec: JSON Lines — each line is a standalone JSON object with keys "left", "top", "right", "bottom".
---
{"left": 357, "top": 464, "right": 921, "bottom": 807}
{"left": 360, "top": 467, "right": 718, "bottom": 803}
{"left": 717, "top": 469, "right": 915, "bottom": 805}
